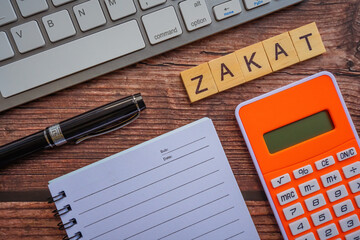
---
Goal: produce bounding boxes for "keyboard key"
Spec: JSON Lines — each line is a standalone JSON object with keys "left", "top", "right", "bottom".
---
{"left": 10, "top": 21, "right": 45, "bottom": 54}
{"left": 16, "top": 0, "right": 48, "bottom": 18}
{"left": 138, "top": 0, "right": 166, "bottom": 10}
{"left": 289, "top": 217, "right": 310, "bottom": 236}
{"left": 243, "top": 0, "right": 271, "bottom": 10}
{"left": 346, "top": 229, "right": 360, "bottom": 240}
{"left": 299, "top": 179, "right": 320, "bottom": 196}
{"left": 213, "top": 0, "right": 242, "bottom": 21}
{"left": 293, "top": 165, "right": 313, "bottom": 179}
{"left": 317, "top": 223, "right": 339, "bottom": 240}
{"left": 333, "top": 199, "right": 354, "bottom": 217}
{"left": 320, "top": 170, "right": 342, "bottom": 187}
{"left": 73, "top": 0, "right": 106, "bottom": 32}
{"left": 0, "top": 32, "right": 14, "bottom": 61}
{"left": 315, "top": 156, "right": 335, "bottom": 170}
{"left": 337, "top": 147, "right": 357, "bottom": 161}
{"left": 343, "top": 162, "right": 360, "bottom": 179}
{"left": 339, "top": 214, "right": 360, "bottom": 232}
{"left": 310, "top": 208, "right": 332, "bottom": 226}
{"left": 52, "top": 0, "right": 76, "bottom": 6}
{"left": 327, "top": 185, "right": 348, "bottom": 202}
{"left": 42, "top": 10, "right": 76, "bottom": 43}
{"left": 296, "top": 232, "right": 316, "bottom": 240}
{"left": 142, "top": 6, "right": 182, "bottom": 45}
{"left": 356, "top": 195, "right": 360, "bottom": 208}
{"left": 305, "top": 194, "right": 326, "bottom": 211}
{"left": 271, "top": 173, "right": 291, "bottom": 188}
{"left": 277, "top": 187, "right": 298, "bottom": 206}
{"left": 283, "top": 202, "right": 304, "bottom": 221}
{"left": 0, "top": 20, "right": 145, "bottom": 98}
{"left": 349, "top": 177, "right": 360, "bottom": 193}
{"left": 0, "top": 0, "right": 17, "bottom": 27}
{"left": 179, "top": 0, "right": 212, "bottom": 31}
{"left": 104, "top": 0, "right": 137, "bottom": 21}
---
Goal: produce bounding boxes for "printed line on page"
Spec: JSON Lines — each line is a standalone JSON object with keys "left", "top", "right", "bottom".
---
{"left": 224, "top": 231, "right": 245, "bottom": 240}
{"left": 162, "top": 137, "right": 206, "bottom": 155}
{"left": 191, "top": 219, "right": 240, "bottom": 240}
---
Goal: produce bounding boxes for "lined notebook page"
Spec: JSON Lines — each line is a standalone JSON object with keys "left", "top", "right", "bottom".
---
{"left": 49, "top": 118, "right": 259, "bottom": 240}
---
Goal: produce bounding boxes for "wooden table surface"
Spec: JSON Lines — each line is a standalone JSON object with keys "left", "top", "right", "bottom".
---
{"left": 1, "top": 0, "right": 360, "bottom": 239}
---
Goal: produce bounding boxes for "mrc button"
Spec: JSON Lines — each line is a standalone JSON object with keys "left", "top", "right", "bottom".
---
{"left": 277, "top": 187, "right": 298, "bottom": 206}
{"left": 337, "top": 147, "right": 357, "bottom": 161}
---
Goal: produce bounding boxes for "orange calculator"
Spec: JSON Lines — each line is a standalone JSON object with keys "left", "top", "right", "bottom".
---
{"left": 235, "top": 72, "right": 360, "bottom": 240}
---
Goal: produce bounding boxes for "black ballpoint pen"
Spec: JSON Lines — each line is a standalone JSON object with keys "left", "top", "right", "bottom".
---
{"left": 0, "top": 93, "right": 146, "bottom": 167}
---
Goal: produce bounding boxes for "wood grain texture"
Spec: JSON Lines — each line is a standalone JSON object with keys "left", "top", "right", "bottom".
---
{"left": 0, "top": 0, "right": 360, "bottom": 239}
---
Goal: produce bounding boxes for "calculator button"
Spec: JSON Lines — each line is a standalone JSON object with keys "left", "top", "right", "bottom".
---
{"left": 317, "top": 223, "right": 339, "bottom": 240}
{"left": 355, "top": 195, "right": 360, "bottom": 208}
{"left": 326, "top": 185, "right": 348, "bottom": 202}
{"left": 320, "top": 170, "right": 342, "bottom": 187}
{"left": 310, "top": 208, "right": 332, "bottom": 226}
{"left": 295, "top": 232, "right": 316, "bottom": 240}
{"left": 293, "top": 165, "right": 313, "bottom": 179}
{"left": 283, "top": 202, "right": 304, "bottom": 221}
{"left": 346, "top": 229, "right": 360, "bottom": 240}
{"left": 349, "top": 177, "right": 360, "bottom": 193}
{"left": 339, "top": 214, "right": 360, "bottom": 232}
{"left": 298, "top": 179, "right": 320, "bottom": 196}
{"left": 343, "top": 162, "right": 360, "bottom": 179}
{"left": 277, "top": 188, "right": 298, "bottom": 206}
{"left": 337, "top": 147, "right": 357, "bottom": 161}
{"left": 289, "top": 217, "right": 310, "bottom": 236}
{"left": 333, "top": 199, "right": 355, "bottom": 217}
{"left": 271, "top": 173, "right": 291, "bottom": 188}
{"left": 315, "top": 156, "right": 335, "bottom": 170}
{"left": 305, "top": 193, "right": 326, "bottom": 211}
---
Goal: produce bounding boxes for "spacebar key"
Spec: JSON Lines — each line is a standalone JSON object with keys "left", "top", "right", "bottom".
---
{"left": 0, "top": 20, "right": 145, "bottom": 98}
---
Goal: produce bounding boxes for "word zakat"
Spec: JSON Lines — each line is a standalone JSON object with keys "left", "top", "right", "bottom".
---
{"left": 180, "top": 22, "right": 326, "bottom": 103}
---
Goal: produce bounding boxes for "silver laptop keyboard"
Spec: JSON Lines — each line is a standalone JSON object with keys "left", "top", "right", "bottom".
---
{"left": 0, "top": 0, "right": 303, "bottom": 112}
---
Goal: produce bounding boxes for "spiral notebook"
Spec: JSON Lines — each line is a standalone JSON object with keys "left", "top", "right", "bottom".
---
{"left": 48, "top": 118, "right": 259, "bottom": 240}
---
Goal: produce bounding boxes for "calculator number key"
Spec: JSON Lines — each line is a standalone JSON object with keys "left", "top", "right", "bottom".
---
{"left": 277, "top": 188, "right": 298, "bottom": 206}
{"left": 346, "top": 229, "right": 360, "bottom": 240}
{"left": 333, "top": 199, "right": 355, "bottom": 217}
{"left": 310, "top": 208, "right": 332, "bottom": 226}
{"left": 283, "top": 202, "right": 304, "bottom": 221}
{"left": 271, "top": 173, "right": 291, "bottom": 188}
{"left": 326, "top": 185, "right": 348, "bottom": 202}
{"left": 296, "top": 232, "right": 316, "bottom": 240}
{"left": 289, "top": 217, "right": 311, "bottom": 236}
{"left": 293, "top": 165, "right": 313, "bottom": 179}
{"left": 299, "top": 179, "right": 320, "bottom": 196}
{"left": 343, "top": 162, "right": 360, "bottom": 179}
{"left": 305, "top": 193, "right": 326, "bottom": 211}
{"left": 337, "top": 147, "right": 357, "bottom": 161}
{"left": 339, "top": 214, "right": 360, "bottom": 232}
{"left": 320, "top": 170, "right": 342, "bottom": 187}
{"left": 317, "top": 223, "right": 339, "bottom": 240}
{"left": 349, "top": 177, "right": 360, "bottom": 193}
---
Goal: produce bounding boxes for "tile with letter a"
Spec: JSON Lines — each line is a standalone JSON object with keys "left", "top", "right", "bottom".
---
{"left": 262, "top": 32, "right": 299, "bottom": 71}
{"left": 315, "top": 156, "right": 335, "bottom": 170}
{"left": 283, "top": 202, "right": 304, "bottom": 221}
{"left": 337, "top": 147, "right": 357, "bottom": 161}
{"left": 343, "top": 162, "right": 360, "bottom": 179}
{"left": 289, "top": 22, "right": 326, "bottom": 61}
{"left": 277, "top": 187, "right": 298, "bottom": 206}
{"left": 271, "top": 173, "right": 291, "bottom": 188}
{"left": 327, "top": 185, "right": 348, "bottom": 202}
{"left": 339, "top": 214, "right": 360, "bottom": 232}
{"left": 299, "top": 179, "right": 320, "bottom": 196}
{"left": 333, "top": 199, "right": 354, "bottom": 217}
{"left": 289, "top": 217, "right": 310, "bottom": 236}
{"left": 317, "top": 223, "right": 339, "bottom": 240}
{"left": 320, "top": 170, "right": 342, "bottom": 188}
{"left": 349, "top": 177, "right": 360, "bottom": 193}
{"left": 296, "top": 232, "right": 316, "bottom": 240}
{"left": 346, "top": 229, "right": 360, "bottom": 240}
{"left": 235, "top": 42, "right": 272, "bottom": 82}
{"left": 208, "top": 53, "right": 246, "bottom": 92}
{"left": 305, "top": 193, "right": 326, "bottom": 211}
{"left": 310, "top": 208, "right": 332, "bottom": 226}
{"left": 181, "top": 63, "right": 219, "bottom": 103}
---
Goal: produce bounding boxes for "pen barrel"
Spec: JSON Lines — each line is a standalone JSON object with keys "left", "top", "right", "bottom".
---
{"left": 0, "top": 130, "right": 50, "bottom": 167}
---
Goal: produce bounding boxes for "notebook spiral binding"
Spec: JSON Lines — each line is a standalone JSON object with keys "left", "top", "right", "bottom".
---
{"left": 49, "top": 191, "right": 83, "bottom": 240}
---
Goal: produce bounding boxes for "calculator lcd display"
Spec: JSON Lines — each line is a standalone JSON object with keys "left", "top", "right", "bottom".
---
{"left": 264, "top": 111, "right": 334, "bottom": 153}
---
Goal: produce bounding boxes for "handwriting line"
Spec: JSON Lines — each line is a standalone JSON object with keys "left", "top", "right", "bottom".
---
{"left": 162, "top": 137, "right": 206, "bottom": 155}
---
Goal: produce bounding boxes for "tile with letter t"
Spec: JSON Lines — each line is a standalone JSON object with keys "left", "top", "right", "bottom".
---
{"left": 180, "top": 63, "right": 219, "bottom": 103}
{"left": 235, "top": 42, "right": 273, "bottom": 82}
{"left": 262, "top": 32, "right": 299, "bottom": 71}
{"left": 289, "top": 22, "right": 326, "bottom": 61}
{"left": 208, "top": 53, "right": 246, "bottom": 92}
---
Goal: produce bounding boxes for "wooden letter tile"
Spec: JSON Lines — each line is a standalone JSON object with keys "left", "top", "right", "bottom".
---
{"left": 289, "top": 22, "right": 326, "bottom": 61}
{"left": 180, "top": 63, "right": 218, "bottom": 102}
{"left": 262, "top": 32, "right": 299, "bottom": 71}
{"left": 235, "top": 42, "right": 273, "bottom": 82}
{"left": 208, "top": 53, "right": 246, "bottom": 92}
